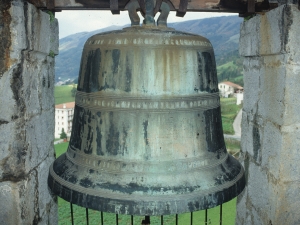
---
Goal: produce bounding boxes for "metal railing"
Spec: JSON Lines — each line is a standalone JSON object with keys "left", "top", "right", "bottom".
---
{"left": 67, "top": 203, "right": 225, "bottom": 225}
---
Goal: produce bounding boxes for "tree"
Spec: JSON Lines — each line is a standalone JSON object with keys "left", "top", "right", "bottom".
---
{"left": 60, "top": 128, "right": 67, "bottom": 140}
{"left": 71, "top": 86, "right": 77, "bottom": 97}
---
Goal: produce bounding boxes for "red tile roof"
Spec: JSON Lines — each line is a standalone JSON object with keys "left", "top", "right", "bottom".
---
{"left": 55, "top": 102, "right": 75, "bottom": 109}
{"left": 219, "top": 81, "right": 243, "bottom": 89}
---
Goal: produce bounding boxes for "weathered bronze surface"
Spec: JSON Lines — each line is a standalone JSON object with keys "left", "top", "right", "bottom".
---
{"left": 48, "top": 20, "right": 245, "bottom": 215}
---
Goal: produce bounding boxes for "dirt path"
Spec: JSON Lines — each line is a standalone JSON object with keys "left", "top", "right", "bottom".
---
{"left": 224, "top": 109, "right": 242, "bottom": 141}
{"left": 233, "top": 109, "right": 242, "bottom": 137}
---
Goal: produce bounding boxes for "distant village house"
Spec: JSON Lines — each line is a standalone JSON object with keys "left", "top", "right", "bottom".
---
{"left": 55, "top": 102, "right": 75, "bottom": 139}
{"left": 218, "top": 81, "right": 244, "bottom": 105}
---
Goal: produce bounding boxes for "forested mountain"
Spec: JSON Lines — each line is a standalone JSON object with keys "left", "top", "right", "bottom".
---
{"left": 55, "top": 16, "right": 244, "bottom": 86}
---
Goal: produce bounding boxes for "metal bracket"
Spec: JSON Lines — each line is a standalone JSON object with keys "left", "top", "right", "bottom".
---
{"left": 127, "top": 0, "right": 170, "bottom": 27}
{"left": 154, "top": 0, "right": 163, "bottom": 15}
{"left": 110, "top": 0, "right": 120, "bottom": 14}
{"left": 138, "top": 0, "right": 146, "bottom": 15}
{"left": 127, "top": 0, "right": 141, "bottom": 26}
{"left": 176, "top": 0, "right": 188, "bottom": 17}
{"left": 157, "top": 2, "right": 170, "bottom": 27}
{"left": 144, "top": 0, "right": 155, "bottom": 25}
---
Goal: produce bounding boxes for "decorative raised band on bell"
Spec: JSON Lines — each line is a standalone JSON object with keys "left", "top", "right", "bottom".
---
{"left": 75, "top": 92, "right": 220, "bottom": 112}
{"left": 48, "top": 19, "right": 245, "bottom": 215}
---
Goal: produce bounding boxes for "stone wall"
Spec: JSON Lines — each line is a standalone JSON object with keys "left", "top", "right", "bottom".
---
{"left": 0, "top": 0, "right": 58, "bottom": 224}
{"left": 236, "top": 4, "right": 300, "bottom": 225}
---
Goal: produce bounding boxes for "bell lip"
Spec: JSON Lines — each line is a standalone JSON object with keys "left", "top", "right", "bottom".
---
{"left": 48, "top": 153, "right": 246, "bottom": 215}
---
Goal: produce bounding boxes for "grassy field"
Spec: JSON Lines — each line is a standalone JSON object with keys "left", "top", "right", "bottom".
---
{"left": 55, "top": 143, "right": 237, "bottom": 225}
{"left": 225, "top": 138, "right": 241, "bottom": 155}
{"left": 55, "top": 85, "right": 76, "bottom": 105}
{"left": 220, "top": 98, "right": 242, "bottom": 135}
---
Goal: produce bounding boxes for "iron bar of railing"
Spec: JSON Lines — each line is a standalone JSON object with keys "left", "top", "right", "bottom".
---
{"left": 100, "top": 211, "right": 104, "bottom": 225}
{"left": 66, "top": 202, "right": 226, "bottom": 225}
{"left": 70, "top": 203, "right": 74, "bottom": 225}
{"left": 220, "top": 204, "right": 223, "bottom": 225}
{"left": 86, "top": 208, "right": 89, "bottom": 225}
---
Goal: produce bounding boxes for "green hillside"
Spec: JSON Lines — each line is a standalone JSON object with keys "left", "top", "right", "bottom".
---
{"left": 217, "top": 50, "right": 243, "bottom": 86}
{"left": 54, "top": 85, "right": 76, "bottom": 104}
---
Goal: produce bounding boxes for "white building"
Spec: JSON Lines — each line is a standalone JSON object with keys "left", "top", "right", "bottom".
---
{"left": 236, "top": 92, "right": 244, "bottom": 105}
{"left": 55, "top": 102, "right": 75, "bottom": 139}
{"left": 218, "top": 81, "right": 243, "bottom": 98}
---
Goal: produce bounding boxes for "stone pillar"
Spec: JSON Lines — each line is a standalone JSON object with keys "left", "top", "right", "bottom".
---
{"left": 236, "top": 4, "right": 300, "bottom": 225}
{"left": 0, "top": 0, "right": 58, "bottom": 224}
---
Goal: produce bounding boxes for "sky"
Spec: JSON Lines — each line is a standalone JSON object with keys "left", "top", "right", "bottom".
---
{"left": 55, "top": 10, "right": 237, "bottom": 39}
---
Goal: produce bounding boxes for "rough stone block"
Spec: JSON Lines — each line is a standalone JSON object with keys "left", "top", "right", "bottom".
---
{"left": 50, "top": 19, "right": 59, "bottom": 55}
{"left": 41, "top": 56, "right": 55, "bottom": 111}
{"left": 238, "top": 162, "right": 279, "bottom": 225}
{"left": 258, "top": 6, "right": 286, "bottom": 56}
{"left": 36, "top": 156, "right": 57, "bottom": 224}
{"left": 22, "top": 52, "right": 44, "bottom": 116}
{"left": 0, "top": 119, "right": 28, "bottom": 181}
{"left": 249, "top": 207, "right": 264, "bottom": 225}
{"left": 0, "top": 182, "right": 19, "bottom": 225}
{"left": 9, "top": 1, "right": 27, "bottom": 61}
{"left": 22, "top": 51, "right": 55, "bottom": 115}
{"left": 257, "top": 55, "right": 286, "bottom": 126}
{"left": 0, "top": 74, "right": 54, "bottom": 180}
{"left": 25, "top": 110, "right": 55, "bottom": 171}
{"left": 278, "top": 126, "right": 300, "bottom": 182}
{"left": 247, "top": 163, "right": 270, "bottom": 214}
{"left": 0, "top": 173, "right": 37, "bottom": 225}
{"left": 0, "top": 123, "right": 12, "bottom": 163}
{"left": 240, "top": 5, "right": 299, "bottom": 57}
{"left": 241, "top": 111, "right": 262, "bottom": 164}
{"left": 26, "top": 3, "right": 51, "bottom": 54}
{"left": 235, "top": 187, "right": 248, "bottom": 225}
{"left": 242, "top": 57, "right": 261, "bottom": 114}
{"left": 274, "top": 182, "right": 300, "bottom": 225}
{"left": 261, "top": 121, "right": 282, "bottom": 180}
{"left": 0, "top": 68, "right": 16, "bottom": 122}
{"left": 282, "top": 63, "right": 300, "bottom": 126}
{"left": 283, "top": 5, "right": 300, "bottom": 61}
{"left": 239, "top": 16, "right": 260, "bottom": 57}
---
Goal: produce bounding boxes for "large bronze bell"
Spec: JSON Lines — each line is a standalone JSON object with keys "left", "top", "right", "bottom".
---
{"left": 48, "top": 0, "right": 245, "bottom": 216}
